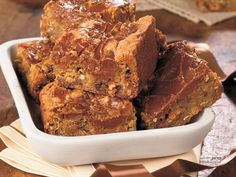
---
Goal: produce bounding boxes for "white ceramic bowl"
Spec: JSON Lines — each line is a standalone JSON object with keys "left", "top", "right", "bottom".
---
{"left": 0, "top": 38, "right": 215, "bottom": 165}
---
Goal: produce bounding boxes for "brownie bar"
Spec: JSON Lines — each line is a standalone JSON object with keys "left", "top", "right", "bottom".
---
{"left": 51, "top": 16, "right": 163, "bottom": 99}
{"left": 140, "top": 41, "right": 222, "bottom": 129}
{"left": 39, "top": 81, "right": 136, "bottom": 136}
{"left": 40, "top": 0, "right": 135, "bottom": 42}
{"left": 195, "top": 0, "right": 236, "bottom": 12}
{"left": 15, "top": 40, "right": 55, "bottom": 100}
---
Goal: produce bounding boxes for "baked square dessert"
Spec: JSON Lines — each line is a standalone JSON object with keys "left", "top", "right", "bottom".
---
{"left": 41, "top": 0, "right": 135, "bottom": 42}
{"left": 39, "top": 81, "right": 136, "bottom": 136}
{"left": 51, "top": 16, "right": 164, "bottom": 99}
{"left": 140, "top": 41, "right": 222, "bottom": 129}
{"left": 195, "top": 0, "right": 236, "bottom": 12}
{"left": 15, "top": 40, "right": 55, "bottom": 100}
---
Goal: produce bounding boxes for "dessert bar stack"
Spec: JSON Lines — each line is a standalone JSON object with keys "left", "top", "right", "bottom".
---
{"left": 16, "top": 0, "right": 164, "bottom": 135}
{"left": 15, "top": 0, "right": 222, "bottom": 136}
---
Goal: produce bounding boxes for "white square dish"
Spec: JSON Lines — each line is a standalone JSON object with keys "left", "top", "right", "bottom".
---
{"left": 0, "top": 38, "right": 215, "bottom": 166}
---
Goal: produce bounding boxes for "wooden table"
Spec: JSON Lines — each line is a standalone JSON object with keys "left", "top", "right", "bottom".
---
{"left": 0, "top": 1, "right": 236, "bottom": 176}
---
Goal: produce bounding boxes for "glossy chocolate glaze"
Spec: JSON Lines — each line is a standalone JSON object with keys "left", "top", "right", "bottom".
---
{"left": 40, "top": 1, "right": 159, "bottom": 99}
{"left": 18, "top": 40, "right": 53, "bottom": 64}
{"left": 47, "top": 15, "right": 159, "bottom": 100}
{"left": 143, "top": 41, "right": 212, "bottom": 120}
{"left": 41, "top": 0, "right": 135, "bottom": 41}
{"left": 50, "top": 19, "right": 138, "bottom": 82}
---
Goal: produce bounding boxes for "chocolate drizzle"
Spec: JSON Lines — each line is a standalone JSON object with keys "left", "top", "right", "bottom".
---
{"left": 51, "top": 16, "right": 139, "bottom": 84}
{"left": 147, "top": 41, "right": 210, "bottom": 102}
{"left": 141, "top": 41, "right": 221, "bottom": 128}
{"left": 42, "top": 0, "right": 135, "bottom": 41}
{"left": 19, "top": 41, "right": 53, "bottom": 64}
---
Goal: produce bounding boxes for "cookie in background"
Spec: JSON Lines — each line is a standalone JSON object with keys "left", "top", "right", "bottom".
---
{"left": 195, "top": 0, "right": 236, "bottom": 12}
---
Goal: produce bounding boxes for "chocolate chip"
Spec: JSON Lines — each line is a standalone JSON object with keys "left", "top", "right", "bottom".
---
{"left": 115, "top": 85, "right": 122, "bottom": 91}
{"left": 95, "top": 83, "right": 103, "bottom": 89}
{"left": 47, "top": 65, "right": 53, "bottom": 72}
{"left": 165, "top": 113, "right": 169, "bottom": 119}
{"left": 125, "top": 65, "right": 131, "bottom": 78}
{"left": 75, "top": 67, "right": 83, "bottom": 74}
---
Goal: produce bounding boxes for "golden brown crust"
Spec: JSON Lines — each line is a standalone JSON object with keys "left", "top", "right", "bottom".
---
{"left": 140, "top": 41, "right": 222, "bottom": 129}
{"left": 40, "top": 0, "right": 135, "bottom": 42}
{"left": 39, "top": 81, "right": 136, "bottom": 136}
{"left": 15, "top": 40, "right": 55, "bottom": 100}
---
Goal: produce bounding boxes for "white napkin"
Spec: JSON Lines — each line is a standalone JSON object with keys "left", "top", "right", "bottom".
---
{"left": 136, "top": 0, "right": 236, "bottom": 25}
{"left": 0, "top": 119, "right": 200, "bottom": 177}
